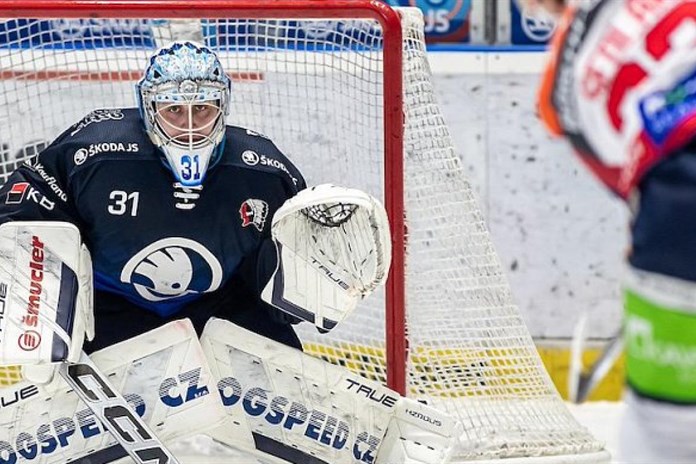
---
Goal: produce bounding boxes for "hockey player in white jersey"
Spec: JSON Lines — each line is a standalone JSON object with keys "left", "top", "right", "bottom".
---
{"left": 530, "top": 0, "right": 696, "bottom": 461}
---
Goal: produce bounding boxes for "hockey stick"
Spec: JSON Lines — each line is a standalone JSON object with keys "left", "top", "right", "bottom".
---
{"left": 59, "top": 351, "right": 180, "bottom": 464}
{"left": 4, "top": 317, "right": 178, "bottom": 463}
{"left": 568, "top": 313, "right": 623, "bottom": 403}
{"left": 19, "top": 302, "right": 180, "bottom": 463}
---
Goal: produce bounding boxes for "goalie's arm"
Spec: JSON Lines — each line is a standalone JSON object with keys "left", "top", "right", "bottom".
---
{"left": 0, "top": 132, "right": 82, "bottom": 225}
{"left": 0, "top": 142, "right": 95, "bottom": 372}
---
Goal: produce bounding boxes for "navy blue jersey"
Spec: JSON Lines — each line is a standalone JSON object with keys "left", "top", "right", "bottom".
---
{"left": 630, "top": 144, "right": 696, "bottom": 282}
{"left": 0, "top": 108, "right": 305, "bottom": 318}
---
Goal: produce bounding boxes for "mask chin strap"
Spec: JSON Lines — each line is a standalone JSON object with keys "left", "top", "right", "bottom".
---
{"left": 161, "top": 142, "right": 216, "bottom": 187}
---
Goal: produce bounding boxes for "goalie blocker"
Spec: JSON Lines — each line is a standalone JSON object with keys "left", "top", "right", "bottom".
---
{"left": 0, "top": 221, "right": 93, "bottom": 371}
{"left": 262, "top": 184, "right": 391, "bottom": 332}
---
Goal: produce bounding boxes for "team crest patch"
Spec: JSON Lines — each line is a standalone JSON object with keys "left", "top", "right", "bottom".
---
{"left": 239, "top": 199, "right": 268, "bottom": 232}
{"left": 6, "top": 182, "right": 29, "bottom": 204}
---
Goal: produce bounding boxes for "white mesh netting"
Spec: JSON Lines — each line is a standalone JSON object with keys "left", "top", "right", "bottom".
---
{"left": 0, "top": 5, "right": 607, "bottom": 463}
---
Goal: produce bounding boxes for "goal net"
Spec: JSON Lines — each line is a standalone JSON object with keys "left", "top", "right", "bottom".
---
{"left": 0, "top": 1, "right": 608, "bottom": 462}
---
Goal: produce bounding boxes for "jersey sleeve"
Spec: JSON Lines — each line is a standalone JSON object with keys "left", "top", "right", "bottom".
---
{"left": 261, "top": 135, "right": 307, "bottom": 197}
{"left": 0, "top": 129, "right": 81, "bottom": 226}
{"left": 280, "top": 147, "right": 306, "bottom": 196}
{"left": 235, "top": 135, "right": 306, "bottom": 325}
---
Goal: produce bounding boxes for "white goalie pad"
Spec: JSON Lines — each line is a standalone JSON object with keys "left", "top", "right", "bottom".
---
{"left": 200, "top": 318, "right": 458, "bottom": 464}
{"left": 0, "top": 221, "right": 93, "bottom": 366}
{"left": 262, "top": 184, "right": 391, "bottom": 331}
{"left": 0, "top": 319, "right": 227, "bottom": 463}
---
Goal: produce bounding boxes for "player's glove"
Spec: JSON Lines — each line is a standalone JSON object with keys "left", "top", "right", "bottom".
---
{"left": 262, "top": 184, "right": 391, "bottom": 331}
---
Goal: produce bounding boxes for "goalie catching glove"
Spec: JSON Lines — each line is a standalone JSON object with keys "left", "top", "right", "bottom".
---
{"left": 262, "top": 184, "right": 391, "bottom": 332}
{"left": 0, "top": 221, "right": 93, "bottom": 369}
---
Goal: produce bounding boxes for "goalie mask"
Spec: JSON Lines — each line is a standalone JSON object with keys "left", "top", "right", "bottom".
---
{"left": 137, "top": 41, "right": 231, "bottom": 186}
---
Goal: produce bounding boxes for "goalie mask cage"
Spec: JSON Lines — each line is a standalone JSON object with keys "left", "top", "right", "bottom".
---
{"left": 0, "top": 1, "right": 608, "bottom": 462}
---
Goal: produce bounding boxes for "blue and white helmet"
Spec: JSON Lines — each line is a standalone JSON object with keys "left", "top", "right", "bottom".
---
{"left": 137, "top": 41, "right": 231, "bottom": 186}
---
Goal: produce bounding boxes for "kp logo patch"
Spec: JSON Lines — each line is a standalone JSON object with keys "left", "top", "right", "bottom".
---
{"left": 6, "top": 182, "right": 29, "bottom": 204}
{"left": 5, "top": 182, "right": 55, "bottom": 210}
{"left": 239, "top": 199, "right": 268, "bottom": 232}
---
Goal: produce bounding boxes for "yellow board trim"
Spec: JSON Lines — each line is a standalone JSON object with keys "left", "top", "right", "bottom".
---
{"left": 0, "top": 342, "right": 625, "bottom": 401}
{"left": 537, "top": 343, "right": 625, "bottom": 401}
{"left": 304, "top": 341, "right": 625, "bottom": 401}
